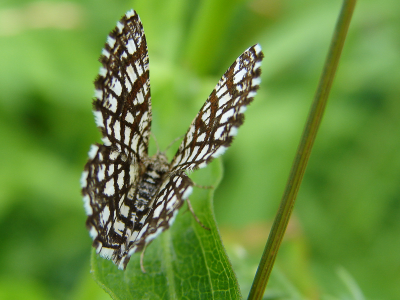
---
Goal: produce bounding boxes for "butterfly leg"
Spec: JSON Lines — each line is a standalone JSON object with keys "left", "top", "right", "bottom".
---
{"left": 140, "top": 242, "right": 149, "bottom": 273}
{"left": 193, "top": 182, "right": 214, "bottom": 190}
{"left": 186, "top": 199, "right": 210, "bottom": 230}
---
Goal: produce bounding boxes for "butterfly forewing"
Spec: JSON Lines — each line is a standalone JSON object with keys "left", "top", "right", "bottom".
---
{"left": 82, "top": 9, "right": 263, "bottom": 270}
{"left": 170, "top": 45, "right": 263, "bottom": 172}
{"left": 93, "top": 10, "right": 151, "bottom": 160}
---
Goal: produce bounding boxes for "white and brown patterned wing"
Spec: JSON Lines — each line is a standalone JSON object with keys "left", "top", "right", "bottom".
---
{"left": 81, "top": 144, "right": 140, "bottom": 264}
{"left": 170, "top": 44, "right": 263, "bottom": 172}
{"left": 93, "top": 9, "right": 151, "bottom": 160}
{"left": 116, "top": 173, "right": 194, "bottom": 269}
{"left": 82, "top": 10, "right": 152, "bottom": 268}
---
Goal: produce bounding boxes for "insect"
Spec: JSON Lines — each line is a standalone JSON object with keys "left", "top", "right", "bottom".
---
{"left": 81, "top": 9, "right": 263, "bottom": 271}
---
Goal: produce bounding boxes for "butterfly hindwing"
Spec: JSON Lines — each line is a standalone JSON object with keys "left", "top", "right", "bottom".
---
{"left": 81, "top": 144, "right": 139, "bottom": 262}
{"left": 116, "top": 172, "right": 194, "bottom": 269}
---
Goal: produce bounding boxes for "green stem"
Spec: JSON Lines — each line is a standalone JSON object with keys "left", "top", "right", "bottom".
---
{"left": 248, "top": 1, "right": 357, "bottom": 299}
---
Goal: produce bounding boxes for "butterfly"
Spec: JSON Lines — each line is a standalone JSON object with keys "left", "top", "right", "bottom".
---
{"left": 81, "top": 9, "right": 263, "bottom": 270}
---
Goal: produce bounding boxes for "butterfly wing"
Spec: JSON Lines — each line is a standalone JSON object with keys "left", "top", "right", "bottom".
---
{"left": 170, "top": 44, "right": 263, "bottom": 172}
{"left": 122, "top": 45, "right": 263, "bottom": 267}
{"left": 82, "top": 10, "right": 152, "bottom": 266}
{"left": 81, "top": 144, "right": 140, "bottom": 264}
{"left": 93, "top": 9, "right": 151, "bottom": 159}
{"left": 117, "top": 172, "right": 194, "bottom": 269}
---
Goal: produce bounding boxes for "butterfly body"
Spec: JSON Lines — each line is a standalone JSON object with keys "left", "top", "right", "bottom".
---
{"left": 82, "top": 9, "right": 263, "bottom": 270}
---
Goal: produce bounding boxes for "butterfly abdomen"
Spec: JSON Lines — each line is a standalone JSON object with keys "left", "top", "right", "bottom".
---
{"left": 133, "top": 154, "right": 170, "bottom": 213}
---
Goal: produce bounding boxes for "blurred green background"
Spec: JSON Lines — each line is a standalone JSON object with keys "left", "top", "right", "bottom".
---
{"left": 1, "top": 0, "right": 399, "bottom": 299}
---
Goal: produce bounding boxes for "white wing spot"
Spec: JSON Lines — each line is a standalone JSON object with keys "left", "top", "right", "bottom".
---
{"left": 102, "top": 49, "right": 110, "bottom": 58}
{"left": 166, "top": 195, "right": 177, "bottom": 210}
{"left": 126, "top": 39, "right": 136, "bottom": 54}
{"left": 88, "top": 144, "right": 99, "bottom": 159}
{"left": 104, "top": 178, "right": 115, "bottom": 196}
{"left": 100, "top": 247, "right": 114, "bottom": 259}
{"left": 153, "top": 203, "right": 164, "bottom": 218}
{"left": 107, "top": 95, "right": 118, "bottom": 113}
{"left": 252, "top": 77, "right": 261, "bottom": 86}
{"left": 107, "top": 36, "right": 116, "bottom": 48}
{"left": 216, "top": 85, "right": 227, "bottom": 98}
{"left": 117, "top": 170, "right": 125, "bottom": 189}
{"left": 94, "top": 89, "right": 103, "bottom": 100}
{"left": 101, "top": 136, "right": 111, "bottom": 146}
{"left": 197, "top": 145, "right": 210, "bottom": 160}
{"left": 83, "top": 195, "right": 92, "bottom": 215}
{"left": 114, "top": 220, "right": 125, "bottom": 234}
{"left": 218, "top": 93, "right": 230, "bottom": 107}
{"left": 125, "top": 77, "right": 132, "bottom": 92}
{"left": 120, "top": 204, "right": 129, "bottom": 218}
{"left": 137, "top": 90, "right": 144, "bottom": 104}
{"left": 114, "top": 120, "right": 121, "bottom": 141}
{"left": 80, "top": 171, "right": 88, "bottom": 188}
{"left": 182, "top": 186, "right": 193, "bottom": 200}
{"left": 111, "top": 78, "right": 122, "bottom": 96}
{"left": 136, "top": 223, "right": 149, "bottom": 240}
{"left": 126, "top": 9, "right": 135, "bottom": 18}
{"left": 220, "top": 108, "right": 235, "bottom": 123}
{"left": 248, "top": 91, "right": 257, "bottom": 98}
{"left": 229, "top": 126, "right": 238, "bottom": 136}
{"left": 99, "top": 67, "right": 107, "bottom": 77}
{"left": 101, "top": 206, "right": 110, "bottom": 224}
{"left": 197, "top": 132, "right": 206, "bottom": 142}
{"left": 93, "top": 110, "right": 104, "bottom": 127}
{"left": 126, "top": 111, "right": 134, "bottom": 123}
{"left": 233, "top": 68, "right": 247, "bottom": 84}
{"left": 212, "top": 146, "right": 227, "bottom": 158}
{"left": 97, "top": 164, "right": 105, "bottom": 181}
{"left": 135, "top": 60, "right": 144, "bottom": 77}
{"left": 201, "top": 109, "right": 210, "bottom": 121}
{"left": 117, "top": 21, "right": 123, "bottom": 33}
{"left": 126, "top": 64, "right": 137, "bottom": 83}
{"left": 124, "top": 126, "right": 132, "bottom": 145}
{"left": 214, "top": 127, "right": 225, "bottom": 140}
{"left": 89, "top": 226, "right": 98, "bottom": 239}
{"left": 168, "top": 210, "right": 179, "bottom": 226}
{"left": 145, "top": 227, "right": 164, "bottom": 243}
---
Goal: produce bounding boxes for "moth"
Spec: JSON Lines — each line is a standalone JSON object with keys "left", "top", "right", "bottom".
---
{"left": 81, "top": 9, "right": 263, "bottom": 270}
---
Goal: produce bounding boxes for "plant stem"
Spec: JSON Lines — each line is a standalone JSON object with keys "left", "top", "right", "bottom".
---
{"left": 248, "top": 1, "right": 357, "bottom": 299}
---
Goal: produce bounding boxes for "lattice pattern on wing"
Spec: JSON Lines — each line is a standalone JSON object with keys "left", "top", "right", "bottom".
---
{"left": 81, "top": 144, "right": 139, "bottom": 262}
{"left": 93, "top": 9, "right": 151, "bottom": 160}
{"left": 170, "top": 44, "right": 263, "bottom": 172}
{"left": 116, "top": 172, "right": 194, "bottom": 269}
{"left": 82, "top": 8, "right": 264, "bottom": 271}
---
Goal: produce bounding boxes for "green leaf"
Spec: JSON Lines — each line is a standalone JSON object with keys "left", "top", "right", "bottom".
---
{"left": 91, "top": 159, "right": 242, "bottom": 299}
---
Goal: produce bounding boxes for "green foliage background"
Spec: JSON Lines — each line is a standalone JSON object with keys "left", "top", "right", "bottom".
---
{"left": 0, "top": 0, "right": 399, "bottom": 299}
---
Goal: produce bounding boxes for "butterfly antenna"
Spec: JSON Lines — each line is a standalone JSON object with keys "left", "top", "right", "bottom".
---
{"left": 165, "top": 134, "right": 184, "bottom": 152}
{"left": 150, "top": 132, "right": 161, "bottom": 153}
